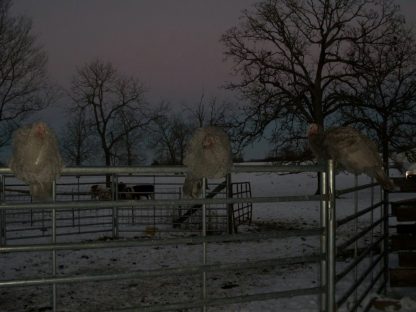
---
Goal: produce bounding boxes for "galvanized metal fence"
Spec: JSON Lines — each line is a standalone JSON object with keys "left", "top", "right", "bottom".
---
{"left": 0, "top": 161, "right": 389, "bottom": 311}
{"left": 0, "top": 174, "right": 254, "bottom": 242}
{"left": 323, "top": 160, "right": 389, "bottom": 311}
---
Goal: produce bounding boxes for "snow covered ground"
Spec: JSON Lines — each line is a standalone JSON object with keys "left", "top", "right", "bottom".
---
{"left": 0, "top": 167, "right": 415, "bottom": 312}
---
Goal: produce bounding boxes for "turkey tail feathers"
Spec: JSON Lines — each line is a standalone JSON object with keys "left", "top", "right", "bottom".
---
{"left": 373, "top": 168, "right": 395, "bottom": 191}
{"left": 30, "top": 182, "right": 53, "bottom": 201}
{"left": 183, "top": 176, "right": 203, "bottom": 199}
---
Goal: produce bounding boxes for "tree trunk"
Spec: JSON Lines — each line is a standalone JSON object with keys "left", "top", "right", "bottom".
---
{"left": 315, "top": 173, "right": 321, "bottom": 195}
{"left": 312, "top": 116, "right": 325, "bottom": 195}
{"left": 105, "top": 151, "right": 112, "bottom": 187}
{"left": 381, "top": 120, "right": 390, "bottom": 176}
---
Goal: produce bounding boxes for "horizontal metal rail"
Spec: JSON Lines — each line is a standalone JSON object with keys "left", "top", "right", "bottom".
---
{"left": 336, "top": 202, "right": 382, "bottom": 227}
{"left": 353, "top": 268, "right": 384, "bottom": 312}
{"left": 0, "top": 228, "right": 322, "bottom": 253}
{"left": 0, "top": 164, "right": 325, "bottom": 176}
{"left": 336, "top": 182, "right": 379, "bottom": 196}
{"left": 336, "top": 251, "right": 386, "bottom": 308}
{"left": 0, "top": 254, "right": 321, "bottom": 288}
{"left": 109, "top": 287, "right": 321, "bottom": 312}
{"left": 336, "top": 235, "right": 385, "bottom": 282}
{"left": 5, "top": 229, "right": 113, "bottom": 242}
{"left": 0, "top": 194, "right": 323, "bottom": 211}
{"left": 336, "top": 218, "right": 384, "bottom": 252}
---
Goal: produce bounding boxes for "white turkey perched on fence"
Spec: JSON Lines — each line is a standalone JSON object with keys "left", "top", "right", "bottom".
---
{"left": 9, "top": 121, "right": 64, "bottom": 200}
{"left": 307, "top": 123, "right": 395, "bottom": 191}
{"left": 183, "top": 126, "right": 233, "bottom": 198}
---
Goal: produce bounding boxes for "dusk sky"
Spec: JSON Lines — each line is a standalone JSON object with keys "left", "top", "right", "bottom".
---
{"left": 12, "top": 1, "right": 257, "bottom": 108}
{"left": 10, "top": 0, "right": 416, "bottom": 159}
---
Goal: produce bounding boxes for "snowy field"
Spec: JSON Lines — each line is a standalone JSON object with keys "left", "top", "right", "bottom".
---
{"left": 0, "top": 166, "right": 416, "bottom": 312}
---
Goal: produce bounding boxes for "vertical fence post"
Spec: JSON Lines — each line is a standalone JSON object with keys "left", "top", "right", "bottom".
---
{"left": 370, "top": 178, "right": 375, "bottom": 284}
{"left": 152, "top": 175, "right": 156, "bottom": 230}
{"left": 353, "top": 174, "right": 359, "bottom": 307}
{"left": 0, "top": 175, "right": 6, "bottom": 246}
{"left": 52, "top": 180, "right": 57, "bottom": 312}
{"left": 112, "top": 175, "right": 119, "bottom": 239}
{"left": 382, "top": 188, "right": 389, "bottom": 293}
{"left": 226, "top": 173, "right": 234, "bottom": 234}
{"left": 326, "top": 159, "right": 336, "bottom": 312}
{"left": 320, "top": 167, "right": 327, "bottom": 312}
{"left": 201, "top": 177, "right": 207, "bottom": 312}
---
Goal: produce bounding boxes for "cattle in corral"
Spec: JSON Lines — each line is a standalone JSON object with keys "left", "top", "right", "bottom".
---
{"left": 91, "top": 183, "right": 154, "bottom": 200}
{"left": 132, "top": 184, "right": 154, "bottom": 200}
{"left": 90, "top": 185, "right": 112, "bottom": 200}
{"left": 117, "top": 182, "right": 133, "bottom": 200}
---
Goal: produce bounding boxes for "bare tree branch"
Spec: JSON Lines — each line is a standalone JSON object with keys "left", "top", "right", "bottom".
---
{"left": 0, "top": 0, "right": 51, "bottom": 147}
{"left": 69, "top": 59, "right": 155, "bottom": 171}
{"left": 221, "top": 0, "right": 402, "bottom": 154}
{"left": 341, "top": 21, "right": 416, "bottom": 169}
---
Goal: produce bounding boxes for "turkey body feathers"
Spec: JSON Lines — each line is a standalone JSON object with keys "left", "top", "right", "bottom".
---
{"left": 308, "top": 124, "right": 395, "bottom": 191}
{"left": 183, "top": 127, "right": 232, "bottom": 180}
{"left": 183, "top": 127, "right": 233, "bottom": 198}
{"left": 323, "top": 127, "right": 382, "bottom": 175}
{"left": 9, "top": 122, "right": 63, "bottom": 200}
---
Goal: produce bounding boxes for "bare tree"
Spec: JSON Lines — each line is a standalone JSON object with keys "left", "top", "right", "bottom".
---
{"left": 70, "top": 60, "right": 154, "bottom": 181}
{"left": 60, "top": 108, "right": 96, "bottom": 166}
{"left": 221, "top": 0, "right": 403, "bottom": 150}
{"left": 184, "top": 94, "right": 244, "bottom": 156}
{"left": 149, "top": 105, "right": 192, "bottom": 165}
{"left": 149, "top": 95, "right": 242, "bottom": 165}
{"left": 111, "top": 110, "right": 146, "bottom": 166}
{"left": 0, "top": 0, "right": 51, "bottom": 147}
{"left": 184, "top": 93, "right": 230, "bottom": 128}
{"left": 342, "top": 22, "right": 416, "bottom": 170}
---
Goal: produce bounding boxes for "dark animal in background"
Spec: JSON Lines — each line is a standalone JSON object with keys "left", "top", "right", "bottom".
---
{"left": 90, "top": 185, "right": 112, "bottom": 200}
{"left": 117, "top": 182, "right": 133, "bottom": 199}
{"left": 308, "top": 123, "right": 395, "bottom": 190}
{"left": 132, "top": 184, "right": 154, "bottom": 199}
{"left": 118, "top": 182, "right": 154, "bottom": 199}
{"left": 91, "top": 182, "right": 155, "bottom": 200}
{"left": 9, "top": 121, "right": 63, "bottom": 201}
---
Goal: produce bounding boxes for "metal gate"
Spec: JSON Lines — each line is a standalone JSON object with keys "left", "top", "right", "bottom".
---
{"left": 231, "top": 181, "right": 253, "bottom": 231}
{"left": 0, "top": 161, "right": 389, "bottom": 312}
{"left": 0, "top": 177, "right": 255, "bottom": 240}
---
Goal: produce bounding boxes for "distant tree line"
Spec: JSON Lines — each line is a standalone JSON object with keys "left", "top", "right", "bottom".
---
{"left": 61, "top": 59, "right": 239, "bottom": 166}
{"left": 1, "top": 0, "right": 416, "bottom": 171}
{"left": 0, "top": 0, "right": 239, "bottom": 167}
